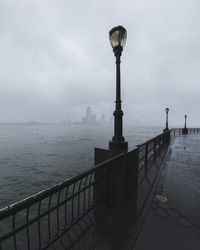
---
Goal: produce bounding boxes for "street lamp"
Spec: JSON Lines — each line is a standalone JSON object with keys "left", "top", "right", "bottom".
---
{"left": 163, "top": 108, "right": 169, "bottom": 132}
{"left": 184, "top": 115, "right": 187, "bottom": 129}
{"left": 183, "top": 115, "right": 188, "bottom": 134}
{"left": 109, "top": 26, "right": 128, "bottom": 155}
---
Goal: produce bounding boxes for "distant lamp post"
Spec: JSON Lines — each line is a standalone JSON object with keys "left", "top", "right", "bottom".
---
{"left": 184, "top": 115, "right": 187, "bottom": 129}
{"left": 183, "top": 115, "right": 188, "bottom": 134}
{"left": 109, "top": 25, "right": 128, "bottom": 155}
{"left": 163, "top": 108, "right": 169, "bottom": 132}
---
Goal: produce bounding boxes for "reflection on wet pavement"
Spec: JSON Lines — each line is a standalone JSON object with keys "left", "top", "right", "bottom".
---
{"left": 134, "top": 134, "right": 200, "bottom": 250}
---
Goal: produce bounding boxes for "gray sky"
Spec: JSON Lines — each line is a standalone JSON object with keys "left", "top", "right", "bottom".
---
{"left": 0, "top": 0, "right": 200, "bottom": 126}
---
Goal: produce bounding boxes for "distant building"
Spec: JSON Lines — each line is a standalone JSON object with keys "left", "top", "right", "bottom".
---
{"left": 86, "top": 107, "right": 91, "bottom": 117}
{"left": 82, "top": 107, "right": 96, "bottom": 125}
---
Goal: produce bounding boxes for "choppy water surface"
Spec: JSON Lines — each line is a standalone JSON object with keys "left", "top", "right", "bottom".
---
{"left": 0, "top": 124, "right": 162, "bottom": 208}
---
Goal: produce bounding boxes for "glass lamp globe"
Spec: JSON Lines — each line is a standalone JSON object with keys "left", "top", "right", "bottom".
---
{"left": 109, "top": 26, "right": 127, "bottom": 49}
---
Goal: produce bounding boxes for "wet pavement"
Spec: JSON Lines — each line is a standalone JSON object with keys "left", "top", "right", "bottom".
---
{"left": 49, "top": 134, "right": 200, "bottom": 250}
{"left": 134, "top": 134, "right": 200, "bottom": 250}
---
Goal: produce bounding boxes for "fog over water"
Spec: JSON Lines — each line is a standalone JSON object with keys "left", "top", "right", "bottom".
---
{"left": 0, "top": 0, "right": 200, "bottom": 126}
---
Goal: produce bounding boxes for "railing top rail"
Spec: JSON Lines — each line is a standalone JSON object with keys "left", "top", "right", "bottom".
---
{"left": 170, "top": 128, "right": 200, "bottom": 130}
{"left": 0, "top": 147, "right": 138, "bottom": 219}
{"left": 136, "top": 130, "right": 169, "bottom": 147}
{"left": 0, "top": 151, "right": 129, "bottom": 219}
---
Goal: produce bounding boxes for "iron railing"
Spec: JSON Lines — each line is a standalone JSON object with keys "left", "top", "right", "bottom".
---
{"left": 170, "top": 128, "right": 200, "bottom": 136}
{"left": 0, "top": 128, "right": 198, "bottom": 249}
{"left": 0, "top": 158, "right": 112, "bottom": 250}
{"left": 136, "top": 130, "right": 170, "bottom": 184}
{"left": 0, "top": 149, "right": 138, "bottom": 250}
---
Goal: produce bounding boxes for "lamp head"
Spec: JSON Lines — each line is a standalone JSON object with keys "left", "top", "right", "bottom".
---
{"left": 109, "top": 26, "right": 127, "bottom": 52}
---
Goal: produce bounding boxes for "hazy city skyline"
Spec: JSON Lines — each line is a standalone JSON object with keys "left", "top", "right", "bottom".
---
{"left": 0, "top": 0, "right": 200, "bottom": 126}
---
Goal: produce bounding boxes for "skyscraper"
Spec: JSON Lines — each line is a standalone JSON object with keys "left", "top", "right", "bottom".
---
{"left": 82, "top": 107, "right": 96, "bottom": 125}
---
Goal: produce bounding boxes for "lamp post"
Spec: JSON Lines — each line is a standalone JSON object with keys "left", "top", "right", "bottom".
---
{"left": 163, "top": 108, "right": 169, "bottom": 132}
{"left": 108, "top": 25, "right": 128, "bottom": 155}
{"left": 183, "top": 115, "right": 188, "bottom": 134}
{"left": 184, "top": 115, "right": 187, "bottom": 129}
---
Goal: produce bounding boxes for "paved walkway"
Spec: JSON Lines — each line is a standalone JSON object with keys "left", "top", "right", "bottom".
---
{"left": 50, "top": 134, "right": 200, "bottom": 249}
{"left": 134, "top": 134, "right": 200, "bottom": 250}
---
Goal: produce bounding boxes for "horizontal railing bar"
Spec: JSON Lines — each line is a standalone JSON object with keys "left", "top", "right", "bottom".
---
{"left": 136, "top": 131, "right": 168, "bottom": 147}
{"left": 0, "top": 153, "right": 126, "bottom": 218}
{"left": 0, "top": 168, "right": 108, "bottom": 241}
{"left": 137, "top": 128, "right": 200, "bottom": 148}
{"left": 0, "top": 173, "right": 106, "bottom": 242}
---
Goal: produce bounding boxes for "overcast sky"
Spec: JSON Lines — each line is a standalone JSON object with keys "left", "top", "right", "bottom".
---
{"left": 0, "top": 0, "right": 200, "bottom": 126}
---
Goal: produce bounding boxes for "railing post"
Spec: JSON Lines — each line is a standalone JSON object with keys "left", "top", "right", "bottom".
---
{"left": 161, "top": 135, "right": 164, "bottom": 147}
{"left": 125, "top": 148, "right": 139, "bottom": 201}
{"left": 145, "top": 143, "right": 148, "bottom": 177}
{"left": 166, "top": 130, "right": 170, "bottom": 144}
{"left": 153, "top": 138, "right": 156, "bottom": 160}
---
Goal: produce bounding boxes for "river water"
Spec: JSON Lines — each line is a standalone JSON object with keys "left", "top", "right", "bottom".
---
{"left": 0, "top": 124, "right": 162, "bottom": 208}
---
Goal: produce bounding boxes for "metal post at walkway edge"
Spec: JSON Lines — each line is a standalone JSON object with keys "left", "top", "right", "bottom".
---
{"left": 94, "top": 26, "right": 136, "bottom": 205}
{"left": 163, "top": 108, "right": 169, "bottom": 132}
{"left": 182, "top": 115, "right": 188, "bottom": 134}
{"left": 108, "top": 25, "right": 128, "bottom": 156}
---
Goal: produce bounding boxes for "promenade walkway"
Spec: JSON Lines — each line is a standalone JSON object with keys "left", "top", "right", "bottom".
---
{"left": 134, "top": 134, "right": 200, "bottom": 250}
{"left": 50, "top": 133, "right": 200, "bottom": 250}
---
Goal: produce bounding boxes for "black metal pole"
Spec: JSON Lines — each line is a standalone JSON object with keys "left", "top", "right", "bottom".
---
{"left": 166, "top": 111, "right": 168, "bottom": 130}
{"left": 184, "top": 115, "right": 187, "bottom": 129}
{"left": 163, "top": 109, "right": 169, "bottom": 132}
{"left": 109, "top": 46, "right": 128, "bottom": 155}
{"left": 182, "top": 115, "right": 188, "bottom": 134}
{"left": 112, "top": 48, "right": 124, "bottom": 142}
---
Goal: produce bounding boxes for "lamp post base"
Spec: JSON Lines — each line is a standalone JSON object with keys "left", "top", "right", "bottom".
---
{"left": 182, "top": 128, "right": 188, "bottom": 134}
{"left": 109, "top": 140, "right": 128, "bottom": 157}
{"left": 163, "top": 128, "right": 169, "bottom": 132}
